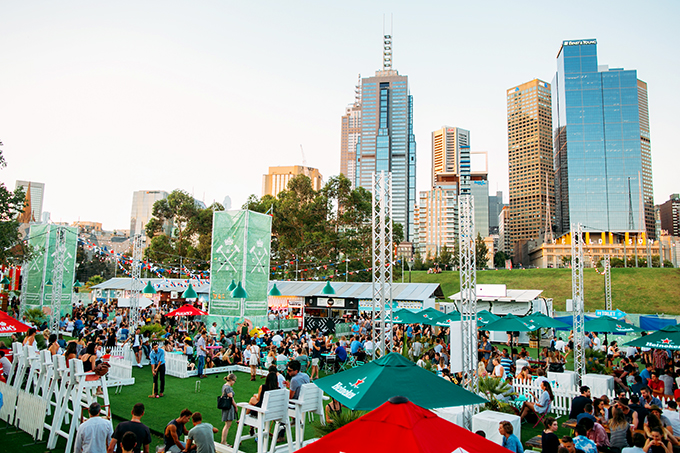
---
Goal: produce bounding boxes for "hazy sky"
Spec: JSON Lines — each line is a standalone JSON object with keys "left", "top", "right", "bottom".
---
{"left": 2, "top": 1, "right": 678, "bottom": 230}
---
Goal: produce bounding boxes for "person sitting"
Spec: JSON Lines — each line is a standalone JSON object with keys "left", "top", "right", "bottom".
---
{"left": 648, "top": 372, "right": 665, "bottom": 398}
{"left": 572, "top": 422, "right": 597, "bottom": 453}
{"left": 519, "top": 380, "right": 553, "bottom": 422}
{"left": 569, "top": 386, "right": 592, "bottom": 420}
{"left": 577, "top": 404, "right": 597, "bottom": 425}
{"left": 325, "top": 398, "right": 343, "bottom": 424}
{"left": 334, "top": 342, "right": 347, "bottom": 369}
{"left": 498, "top": 421, "right": 523, "bottom": 453}
{"left": 644, "top": 427, "right": 673, "bottom": 453}
{"left": 581, "top": 417, "right": 610, "bottom": 449}
{"left": 247, "top": 371, "right": 279, "bottom": 412}
{"left": 163, "top": 409, "right": 193, "bottom": 453}
{"left": 641, "top": 387, "right": 663, "bottom": 410}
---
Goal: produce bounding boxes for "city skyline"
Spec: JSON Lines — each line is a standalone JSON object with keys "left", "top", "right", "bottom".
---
{"left": 1, "top": 2, "right": 678, "bottom": 230}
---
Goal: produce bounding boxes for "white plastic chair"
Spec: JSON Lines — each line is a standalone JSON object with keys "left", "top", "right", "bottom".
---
{"left": 288, "top": 383, "right": 325, "bottom": 450}
{"left": 233, "top": 388, "right": 293, "bottom": 453}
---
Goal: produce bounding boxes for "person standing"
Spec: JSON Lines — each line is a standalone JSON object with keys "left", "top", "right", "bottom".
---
{"left": 74, "top": 403, "right": 113, "bottom": 453}
{"left": 185, "top": 412, "right": 218, "bottom": 453}
{"left": 196, "top": 331, "right": 207, "bottom": 378}
{"left": 220, "top": 374, "right": 238, "bottom": 446}
{"left": 149, "top": 342, "right": 166, "bottom": 398}
{"left": 120, "top": 432, "right": 137, "bottom": 453}
{"left": 248, "top": 340, "right": 260, "bottom": 381}
{"left": 107, "top": 403, "right": 151, "bottom": 453}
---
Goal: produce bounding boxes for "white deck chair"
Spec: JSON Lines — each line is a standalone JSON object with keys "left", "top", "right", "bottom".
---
{"left": 233, "top": 388, "right": 293, "bottom": 453}
{"left": 288, "top": 383, "right": 325, "bottom": 450}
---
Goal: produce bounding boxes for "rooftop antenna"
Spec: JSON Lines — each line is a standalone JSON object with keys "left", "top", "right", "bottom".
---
{"left": 354, "top": 73, "right": 361, "bottom": 106}
{"left": 382, "top": 14, "right": 393, "bottom": 70}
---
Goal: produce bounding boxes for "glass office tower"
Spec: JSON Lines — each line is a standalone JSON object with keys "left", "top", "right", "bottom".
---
{"left": 356, "top": 50, "right": 417, "bottom": 241}
{"left": 553, "top": 39, "right": 654, "bottom": 238}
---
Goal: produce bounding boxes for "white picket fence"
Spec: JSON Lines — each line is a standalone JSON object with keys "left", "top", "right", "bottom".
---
{"left": 165, "top": 352, "right": 268, "bottom": 379}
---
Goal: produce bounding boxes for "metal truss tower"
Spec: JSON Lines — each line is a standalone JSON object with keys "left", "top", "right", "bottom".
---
{"left": 49, "top": 227, "right": 66, "bottom": 333}
{"left": 459, "top": 192, "right": 478, "bottom": 429}
{"left": 603, "top": 255, "right": 612, "bottom": 311}
{"left": 371, "top": 171, "right": 393, "bottom": 357}
{"left": 129, "top": 234, "right": 143, "bottom": 332}
{"left": 571, "top": 223, "right": 586, "bottom": 381}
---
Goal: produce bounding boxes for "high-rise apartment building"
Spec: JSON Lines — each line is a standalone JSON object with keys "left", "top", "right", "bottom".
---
{"left": 353, "top": 35, "right": 416, "bottom": 241}
{"left": 15, "top": 180, "right": 45, "bottom": 223}
{"left": 431, "top": 127, "right": 469, "bottom": 187}
{"left": 488, "top": 191, "right": 505, "bottom": 236}
{"left": 340, "top": 78, "right": 362, "bottom": 189}
{"left": 130, "top": 190, "right": 169, "bottom": 238}
{"left": 507, "top": 79, "right": 554, "bottom": 257}
{"left": 262, "top": 166, "right": 323, "bottom": 198}
{"left": 552, "top": 39, "right": 654, "bottom": 238}
{"left": 498, "top": 205, "right": 510, "bottom": 253}
{"left": 659, "top": 194, "right": 680, "bottom": 237}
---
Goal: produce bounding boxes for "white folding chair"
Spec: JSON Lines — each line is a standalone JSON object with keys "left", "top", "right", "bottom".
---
{"left": 233, "top": 388, "right": 293, "bottom": 453}
{"left": 288, "top": 383, "right": 326, "bottom": 450}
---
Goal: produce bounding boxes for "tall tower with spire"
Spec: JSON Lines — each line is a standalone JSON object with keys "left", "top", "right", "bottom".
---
{"left": 346, "top": 32, "right": 416, "bottom": 241}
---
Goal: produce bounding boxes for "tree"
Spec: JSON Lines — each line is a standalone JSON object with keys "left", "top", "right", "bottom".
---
{"left": 76, "top": 242, "right": 115, "bottom": 283}
{"left": 437, "top": 245, "right": 452, "bottom": 269}
{"left": 494, "top": 251, "right": 508, "bottom": 269}
{"left": 0, "top": 143, "right": 29, "bottom": 266}
{"left": 475, "top": 233, "right": 489, "bottom": 269}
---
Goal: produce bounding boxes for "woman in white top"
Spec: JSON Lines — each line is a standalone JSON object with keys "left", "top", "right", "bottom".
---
{"left": 492, "top": 357, "right": 505, "bottom": 378}
{"left": 248, "top": 340, "right": 260, "bottom": 381}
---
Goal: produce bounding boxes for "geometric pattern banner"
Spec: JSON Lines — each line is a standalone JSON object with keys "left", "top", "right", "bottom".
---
{"left": 208, "top": 210, "right": 271, "bottom": 318}
{"left": 23, "top": 224, "right": 78, "bottom": 312}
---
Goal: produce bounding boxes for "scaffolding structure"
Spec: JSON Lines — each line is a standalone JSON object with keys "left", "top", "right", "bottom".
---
{"left": 603, "top": 255, "right": 612, "bottom": 311}
{"left": 571, "top": 223, "right": 586, "bottom": 380}
{"left": 49, "top": 227, "right": 66, "bottom": 333}
{"left": 459, "top": 193, "right": 478, "bottom": 429}
{"left": 129, "top": 234, "right": 143, "bottom": 332}
{"left": 371, "top": 171, "right": 393, "bottom": 357}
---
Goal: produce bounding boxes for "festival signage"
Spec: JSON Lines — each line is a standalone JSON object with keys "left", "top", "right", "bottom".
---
{"left": 208, "top": 210, "right": 271, "bottom": 319}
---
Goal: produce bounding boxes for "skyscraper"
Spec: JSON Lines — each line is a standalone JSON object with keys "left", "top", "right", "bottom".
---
{"left": 130, "top": 190, "right": 169, "bottom": 238}
{"left": 507, "top": 79, "right": 554, "bottom": 256}
{"left": 353, "top": 35, "right": 416, "bottom": 240}
{"left": 552, "top": 39, "right": 654, "bottom": 238}
{"left": 15, "top": 180, "right": 45, "bottom": 223}
{"left": 431, "top": 127, "right": 469, "bottom": 187}
{"left": 262, "top": 165, "right": 323, "bottom": 197}
{"left": 488, "top": 191, "right": 505, "bottom": 236}
{"left": 340, "top": 77, "right": 362, "bottom": 189}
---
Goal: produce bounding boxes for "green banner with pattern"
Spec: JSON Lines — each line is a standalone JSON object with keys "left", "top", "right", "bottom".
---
{"left": 23, "top": 224, "right": 78, "bottom": 313}
{"left": 208, "top": 210, "right": 271, "bottom": 319}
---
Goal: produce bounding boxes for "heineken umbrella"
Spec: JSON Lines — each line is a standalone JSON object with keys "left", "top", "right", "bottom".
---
{"left": 481, "top": 313, "right": 537, "bottom": 332}
{"left": 314, "top": 352, "right": 487, "bottom": 411}
{"left": 583, "top": 316, "right": 643, "bottom": 334}
{"left": 297, "top": 396, "right": 509, "bottom": 453}
{"left": 432, "top": 311, "right": 461, "bottom": 327}
{"left": 476, "top": 310, "right": 500, "bottom": 326}
{"left": 624, "top": 325, "right": 680, "bottom": 350}
{"left": 392, "top": 309, "right": 421, "bottom": 325}
{"left": 411, "top": 307, "right": 444, "bottom": 324}
{"left": 524, "top": 312, "right": 571, "bottom": 330}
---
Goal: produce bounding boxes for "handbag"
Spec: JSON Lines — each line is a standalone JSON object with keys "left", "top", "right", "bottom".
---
{"left": 93, "top": 362, "right": 110, "bottom": 376}
{"left": 217, "top": 394, "right": 232, "bottom": 410}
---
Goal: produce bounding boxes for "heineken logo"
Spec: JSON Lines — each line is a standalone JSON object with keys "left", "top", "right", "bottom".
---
{"left": 615, "top": 324, "right": 634, "bottom": 332}
{"left": 661, "top": 338, "right": 672, "bottom": 345}
{"left": 331, "top": 382, "right": 357, "bottom": 400}
{"left": 351, "top": 378, "right": 366, "bottom": 388}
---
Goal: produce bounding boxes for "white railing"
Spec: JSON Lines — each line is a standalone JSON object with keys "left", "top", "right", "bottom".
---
{"left": 166, "top": 353, "right": 190, "bottom": 378}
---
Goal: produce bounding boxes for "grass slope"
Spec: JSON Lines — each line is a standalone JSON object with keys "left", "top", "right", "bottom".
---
{"left": 411, "top": 268, "right": 680, "bottom": 314}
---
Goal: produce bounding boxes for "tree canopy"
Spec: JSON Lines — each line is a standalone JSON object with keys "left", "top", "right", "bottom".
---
{"left": 0, "top": 143, "right": 29, "bottom": 266}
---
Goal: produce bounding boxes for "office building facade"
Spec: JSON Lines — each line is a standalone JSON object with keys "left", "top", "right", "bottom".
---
{"left": 431, "top": 127, "right": 469, "bottom": 187}
{"left": 340, "top": 99, "right": 362, "bottom": 189}
{"left": 488, "top": 191, "right": 505, "bottom": 235}
{"left": 130, "top": 190, "right": 169, "bottom": 238}
{"left": 659, "top": 194, "right": 680, "bottom": 237}
{"left": 507, "top": 79, "right": 554, "bottom": 257}
{"left": 353, "top": 36, "right": 416, "bottom": 241}
{"left": 552, "top": 39, "right": 654, "bottom": 238}
{"left": 262, "top": 165, "right": 323, "bottom": 198}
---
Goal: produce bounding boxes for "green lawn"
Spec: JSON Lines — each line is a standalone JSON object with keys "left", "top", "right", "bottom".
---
{"left": 410, "top": 267, "right": 680, "bottom": 315}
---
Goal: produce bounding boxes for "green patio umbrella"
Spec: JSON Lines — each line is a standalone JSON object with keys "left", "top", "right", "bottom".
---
{"left": 624, "top": 325, "right": 680, "bottom": 350}
{"left": 584, "top": 316, "right": 643, "bottom": 334}
{"left": 524, "top": 312, "right": 570, "bottom": 329}
{"left": 432, "top": 311, "right": 461, "bottom": 327}
{"left": 313, "top": 352, "right": 487, "bottom": 411}
{"left": 411, "top": 307, "right": 444, "bottom": 324}
{"left": 482, "top": 313, "right": 537, "bottom": 332}
{"left": 392, "top": 309, "right": 421, "bottom": 324}
{"left": 475, "top": 310, "right": 500, "bottom": 326}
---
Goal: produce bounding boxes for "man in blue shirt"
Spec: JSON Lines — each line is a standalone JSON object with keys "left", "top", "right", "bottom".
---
{"left": 640, "top": 363, "right": 653, "bottom": 387}
{"left": 350, "top": 336, "right": 362, "bottom": 356}
{"left": 334, "top": 342, "right": 347, "bottom": 371}
{"left": 149, "top": 342, "right": 166, "bottom": 398}
{"left": 351, "top": 321, "right": 360, "bottom": 336}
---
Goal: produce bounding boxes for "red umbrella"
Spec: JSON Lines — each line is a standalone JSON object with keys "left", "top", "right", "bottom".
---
{"left": 298, "top": 396, "right": 511, "bottom": 453}
{"left": 165, "top": 304, "right": 209, "bottom": 317}
{"left": 0, "top": 310, "right": 30, "bottom": 334}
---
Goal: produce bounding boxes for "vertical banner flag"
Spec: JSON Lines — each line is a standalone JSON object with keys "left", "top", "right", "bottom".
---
{"left": 208, "top": 210, "right": 271, "bottom": 318}
{"left": 23, "top": 224, "right": 78, "bottom": 312}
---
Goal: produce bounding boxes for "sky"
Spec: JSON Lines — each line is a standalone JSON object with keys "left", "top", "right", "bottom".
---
{"left": 1, "top": 1, "right": 678, "bottom": 231}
